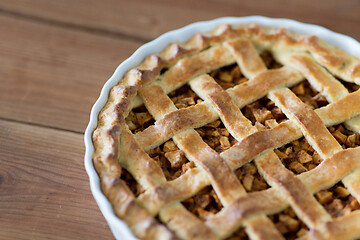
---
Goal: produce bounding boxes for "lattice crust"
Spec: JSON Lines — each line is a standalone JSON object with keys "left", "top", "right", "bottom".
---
{"left": 92, "top": 23, "right": 360, "bottom": 240}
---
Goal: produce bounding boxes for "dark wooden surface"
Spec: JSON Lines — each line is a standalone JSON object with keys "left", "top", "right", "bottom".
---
{"left": 0, "top": 1, "right": 359, "bottom": 239}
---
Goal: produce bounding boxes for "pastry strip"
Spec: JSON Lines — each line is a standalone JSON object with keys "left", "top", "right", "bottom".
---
{"left": 269, "top": 88, "right": 342, "bottom": 159}
{"left": 224, "top": 38, "right": 267, "bottom": 79}
{"left": 92, "top": 24, "right": 360, "bottom": 240}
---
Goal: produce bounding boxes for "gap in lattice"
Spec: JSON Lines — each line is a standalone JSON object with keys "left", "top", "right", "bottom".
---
{"left": 290, "top": 80, "right": 329, "bottom": 109}
{"left": 275, "top": 136, "right": 322, "bottom": 175}
{"left": 241, "top": 96, "right": 288, "bottom": 131}
{"left": 315, "top": 181, "right": 360, "bottom": 218}
{"left": 195, "top": 119, "right": 238, "bottom": 154}
{"left": 181, "top": 186, "right": 223, "bottom": 221}
{"left": 268, "top": 207, "right": 309, "bottom": 240}
{"left": 120, "top": 168, "right": 144, "bottom": 197}
{"left": 210, "top": 63, "right": 248, "bottom": 90}
{"left": 160, "top": 67, "right": 169, "bottom": 75}
{"left": 275, "top": 123, "right": 360, "bottom": 175}
{"left": 328, "top": 124, "right": 360, "bottom": 149}
{"left": 336, "top": 77, "right": 360, "bottom": 93}
{"left": 169, "top": 84, "right": 202, "bottom": 109}
{"left": 126, "top": 105, "right": 156, "bottom": 134}
{"left": 234, "top": 161, "right": 270, "bottom": 193}
{"left": 259, "top": 50, "right": 283, "bottom": 69}
{"left": 146, "top": 139, "right": 196, "bottom": 181}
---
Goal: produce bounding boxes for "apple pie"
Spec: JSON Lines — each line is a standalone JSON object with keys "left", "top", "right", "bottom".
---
{"left": 92, "top": 23, "right": 360, "bottom": 240}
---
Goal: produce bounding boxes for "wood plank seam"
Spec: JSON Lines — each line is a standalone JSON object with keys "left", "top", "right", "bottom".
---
{"left": 0, "top": 8, "right": 149, "bottom": 43}
{"left": 0, "top": 116, "right": 84, "bottom": 135}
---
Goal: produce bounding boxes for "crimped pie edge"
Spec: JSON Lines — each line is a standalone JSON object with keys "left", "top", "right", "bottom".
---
{"left": 84, "top": 16, "right": 360, "bottom": 240}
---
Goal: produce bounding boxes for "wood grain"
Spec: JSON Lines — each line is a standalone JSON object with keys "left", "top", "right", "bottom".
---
{"left": 0, "top": 0, "right": 359, "bottom": 41}
{"left": 0, "top": 14, "right": 141, "bottom": 133}
{"left": 0, "top": 1, "right": 359, "bottom": 239}
{"left": 0, "top": 119, "right": 113, "bottom": 240}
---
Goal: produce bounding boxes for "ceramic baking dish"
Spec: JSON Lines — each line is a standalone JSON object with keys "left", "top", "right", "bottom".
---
{"left": 84, "top": 16, "right": 360, "bottom": 239}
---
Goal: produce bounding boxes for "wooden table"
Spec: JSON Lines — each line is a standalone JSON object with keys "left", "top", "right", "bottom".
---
{"left": 1, "top": 1, "right": 359, "bottom": 239}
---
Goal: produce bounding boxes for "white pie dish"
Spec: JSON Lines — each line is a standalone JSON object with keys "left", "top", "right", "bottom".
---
{"left": 84, "top": 16, "right": 360, "bottom": 240}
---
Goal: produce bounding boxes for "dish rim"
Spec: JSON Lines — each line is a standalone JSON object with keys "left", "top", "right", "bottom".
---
{"left": 84, "top": 16, "right": 360, "bottom": 239}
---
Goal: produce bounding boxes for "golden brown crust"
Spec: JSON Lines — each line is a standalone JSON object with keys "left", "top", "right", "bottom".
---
{"left": 315, "top": 90, "right": 360, "bottom": 126}
{"left": 161, "top": 45, "right": 235, "bottom": 92}
{"left": 92, "top": 23, "right": 360, "bottom": 240}
{"left": 269, "top": 88, "right": 342, "bottom": 159}
{"left": 227, "top": 67, "right": 304, "bottom": 108}
{"left": 298, "top": 211, "right": 360, "bottom": 240}
{"left": 256, "top": 151, "right": 331, "bottom": 227}
{"left": 206, "top": 188, "right": 287, "bottom": 237}
{"left": 224, "top": 38, "right": 267, "bottom": 79}
{"left": 299, "top": 148, "right": 360, "bottom": 193}
{"left": 220, "top": 121, "right": 302, "bottom": 169}
{"left": 174, "top": 129, "right": 245, "bottom": 206}
{"left": 138, "top": 168, "right": 207, "bottom": 215}
{"left": 134, "top": 103, "right": 217, "bottom": 151}
{"left": 189, "top": 74, "right": 255, "bottom": 141}
{"left": 139, "top": 85, "right": 177, "bottom": 119}
{"left": 104, "top": 177, "right": 176, "bottom": 240}
{"left": 159, "top": 204, "right": 217, "bottom": 240}
{"left": 281, "top": 53, "right": 348, "bottom": 102}
{"left": 119, "top": 129, "right": 166, "bottom": 187}
{"left": 245, "top": 217, "right": 285, "bottom": 240}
